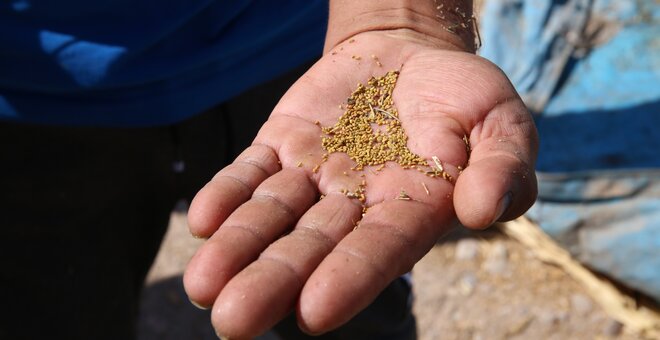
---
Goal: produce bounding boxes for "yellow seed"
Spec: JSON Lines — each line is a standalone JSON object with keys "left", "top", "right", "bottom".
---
{"left": 318, "top": 70, "right": 444, "bottom": 215}
{"left": 432, "top": 156, "right": 444, "bottom": 172}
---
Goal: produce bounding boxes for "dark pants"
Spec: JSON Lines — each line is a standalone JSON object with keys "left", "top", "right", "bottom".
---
{"left": 0, "top": 63, "right": 415, "bottom": 340}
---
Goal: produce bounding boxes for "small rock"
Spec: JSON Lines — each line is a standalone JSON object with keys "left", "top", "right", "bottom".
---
{"left": 536, "top": 310, "right": 569, "bottom": 327}
{"left": 489, "top": 242, "right": 508, "bottom": 260}
{"left": 482, "top": 241, "right": 509, "bottom": 275}
{"left": 458, "top": 272, "right": 478, "bottom": 296}
{"left": 506, "top": 315, "right": 534, "bottom": 336}
{"left": 455, "top": 238, "right": 480, "bottom": 261}
{"left": 557, "top": 311, "right": 570, "bottom": 323}
{"left": 602, "top": 318, "right": 624, "bottom": 337}
{"left": 477, "top": 282, "right": 494, "bottom": 294}
{"left": 482, "top": 243, "right": 509, "bottom": 275}
{"left": 570, "top": 293, "right": 593, "bottom": 315}
{"left": 483, "top": 258, "right": 508, "bottom": 275}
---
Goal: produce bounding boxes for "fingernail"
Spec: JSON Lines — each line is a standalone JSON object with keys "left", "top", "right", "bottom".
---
{"left": 492, "top": 191, "right": 512, "bottom": 225}
{"left": 298, "top": 322, "right": 323, "bottom": 337}
{"left": 189, "top": 298, "right": 211, "bottom": 310}
{"left": 191, "top": 233, "right": 208, "bottom": 240}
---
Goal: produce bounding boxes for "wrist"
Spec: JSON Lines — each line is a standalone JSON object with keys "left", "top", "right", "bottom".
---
{"left": 325, "top": 0, "right": 477, "bottom": 54}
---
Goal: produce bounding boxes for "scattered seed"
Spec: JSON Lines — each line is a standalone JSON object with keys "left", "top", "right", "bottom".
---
{"left": 373, "top": 107, "right": 400, "bottom": 122}
{"left": 422, "top": 182, "right": 430, "bottom": 195}
{"left": 432, "top": 156, "right": 444, "bottom": 172}
{"left": 318, "top": 70, "right": 457, "bottom": 224}
{"left": 296, "top": 161, "right": 303, "bottom": 167}
{"left": 397, "top": 189, "right": 411, "bottom": 200}
{"left": 370, "top": 54, "right": 382, "bottom": 66}
{"left": 312, "top": 164, "right": 320, "bottom": 173}
{"left": 320, "top": 70, "right": 427, "bottom": 170}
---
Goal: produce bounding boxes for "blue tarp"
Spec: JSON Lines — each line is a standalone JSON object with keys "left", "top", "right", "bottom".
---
{"left": 480, "top": 0, "right": 660, "bottom": 301}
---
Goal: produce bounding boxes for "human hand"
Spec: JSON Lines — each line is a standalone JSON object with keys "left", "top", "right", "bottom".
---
{"left": 183, "top": 23, "right": 537, "bottom": 340}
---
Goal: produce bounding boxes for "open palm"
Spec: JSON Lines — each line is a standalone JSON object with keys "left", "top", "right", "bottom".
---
{"left": 184, "top": 30, "right": 538, "bottom": 338}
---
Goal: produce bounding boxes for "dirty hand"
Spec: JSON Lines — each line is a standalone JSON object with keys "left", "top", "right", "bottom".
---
{"left": 184, "top": 2, "right": 538, "bottom": 339}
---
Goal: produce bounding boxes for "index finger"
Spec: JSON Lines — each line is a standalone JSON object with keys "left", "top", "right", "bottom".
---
{"left": 187, "top": 144, "right": 281, "bottom": 238}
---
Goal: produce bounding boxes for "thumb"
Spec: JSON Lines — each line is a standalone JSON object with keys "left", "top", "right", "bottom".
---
{"left": 453, "top": 101, "right": 538, "bottom": 229}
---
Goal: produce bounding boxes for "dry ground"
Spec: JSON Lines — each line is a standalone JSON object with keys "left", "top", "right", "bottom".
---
{"left": 137, "top": 210, "right": 642, "bottom": 340}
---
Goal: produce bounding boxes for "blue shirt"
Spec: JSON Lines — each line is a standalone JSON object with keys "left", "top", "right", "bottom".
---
{"left": 0, "top": 0, "right": 327, "bottom": 126}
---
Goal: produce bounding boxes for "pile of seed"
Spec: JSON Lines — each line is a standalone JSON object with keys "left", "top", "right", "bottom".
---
{"left": 321, "top": 71, "right": 427, "bottom": 170}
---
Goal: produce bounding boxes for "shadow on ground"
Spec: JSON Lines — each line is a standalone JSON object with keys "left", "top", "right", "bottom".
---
{"left": 138, "top": 276, "right": 217, "bottom": 340}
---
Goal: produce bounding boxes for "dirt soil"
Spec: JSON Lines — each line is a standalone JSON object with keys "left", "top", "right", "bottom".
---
{"left": 137, "top": 211, "right": 643, "bottom": 340}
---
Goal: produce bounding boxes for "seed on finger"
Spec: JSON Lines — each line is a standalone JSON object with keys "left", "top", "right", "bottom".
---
{"left": 396, "top": 188, "right": 411, "bottom": 201}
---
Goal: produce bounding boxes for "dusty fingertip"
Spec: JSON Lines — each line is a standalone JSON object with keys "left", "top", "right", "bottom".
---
{"left": 491, "top": 191, "right": 513, "bottom": 225}
{"left": 296, "top": 316, "right": 326, "bottom": 337}
{"left": 212, "top": 295, "right": 263, "bottom": 340}
{"left": 296, "top": 293, "right": 332, "bottom": 336}
{"left": 456, "top": 188, "right": 516, "bottom": 229}
{"left": 211, "top": 308, "right": 233, "bottom": 340}
{"left": 182, "top": 254, "right": 220, "bottom": 308}
{"left": 186, "top": 200, "right": 207, "bottom": 236}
